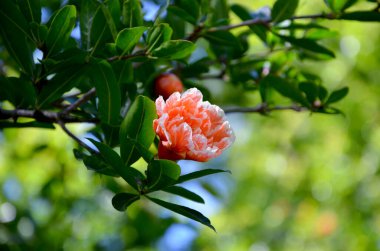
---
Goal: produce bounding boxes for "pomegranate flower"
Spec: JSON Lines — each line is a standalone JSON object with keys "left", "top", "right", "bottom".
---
{"left": 153, "top": 88, "right": 235, "bottom": 162}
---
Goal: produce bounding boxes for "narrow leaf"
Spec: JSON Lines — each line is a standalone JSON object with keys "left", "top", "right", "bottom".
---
{"left": 18, "top": 0, "right": 41, "bottom": 24}
{"left": 80, "top": 0, "right": 98, "bottom": 50}
{"left": 325, "top": 87, "right": 349, "bottom": 105}
{"left": 163, "top": 186, "right": 205, "bottom": 204}
{"left": 0, "top": 121, "right": 54, "bottom": 129}
{"left": 89, "top": 60, "right": 121, "bottom": 125}
{"left": 278, "top": 35, "right": 335, "bottom": 58}
{"left": 83, "top": 154, "right": 120, "bottom": 176}
{"left": 119, "top": 95, "right": 157, "bottom": 165}
{"left": 122, "top": 0, "right": 143, "bottom": 27}
{"left": 147, "top": 160, "right": 181, "bottom": 191}
{"left": 151, "top": 40, "right": 195, "bottom": 59}
{"left": 46, "top": 5, "right": 77, "bottom": 57}
{"left": 0, "top": 0, "right": 34, "bottom": 74}
{"left": 90, "top": 6, "right": 113, "bottom": 54}
{"left": 147, "top": 197, "right": 215, "bottom": 231}
{"left": 112, "top": 193, "right": 140, "bottom": 211}
{"left": 88, "top": 139, "right": 124, "bottom": 170}
{"left": 271, "top": 0, "right": 299, "bottom": 23}
{"left": 116, "top": 27, "right": 147, "bottom": 56}
{"left": 176, "top": 169, "right": 230, "bottom": 184}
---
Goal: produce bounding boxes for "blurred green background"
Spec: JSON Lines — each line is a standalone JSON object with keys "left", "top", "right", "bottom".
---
{"left": 1, "top": 0, "right": 380, "bottom": 250}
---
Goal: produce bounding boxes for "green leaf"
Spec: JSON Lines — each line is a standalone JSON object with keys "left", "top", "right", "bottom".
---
{"left": 18, "top": 0, "right": 41, "bottom": 24}
{"left": 271, "top": 0, "right": 299, "bottom": 23}
{"left": 79, "top": 0, "right": 98, "bottom": 50}
{"left": 88, "top": 139, "right": 124, "bottom": 170}
{"left": 147, "top": 23, "right": 173, "bottom": 52}
{"left": 119, "top": 95, "right": 157, "bottom": 165}
{"left": 325, "top": 87, "right": 349, "bottom": 105}
{"left": 147, "top": 160, "right": 181, "bottom": 191}
{"left": 0, "top": 0, "right": 34, "bottom": 74}
{"left": 151, "top": 40, "right": 195, "bottom": 59}
{"left": 163, "top": 186, "right": 205, "bottom": 203}
{"left": 299, "top": 82, "right": 318, "bottom": 104}
{"left": 90, "top": 5, "right": 113, "bottom": 55}
{"left": 115, "top": 27, "right": 147, "bottom": 57}
{"left": 45, "top": 5, "right": 77, "bottom": 57}
{"left": 230, "top": 4, "right": 267, "bottom": 43}
{"left": 89, "top": 60, "right": 121, "bottom": 125}
{"left": 125, "top": 138, "right": 155, "bottom": 163}
{"left": 6, "top": 77, "right": 36, "bottom": 108}
{"left": 167, "top": 0, "right": 200, "bottom": 25}
{"left": 100, "top": 2, "right": 118, "bottom": 40}
{"left": 122, "top": 0, "right": 143, "bottom": 28}
{"left": 262, "top": 75, "right": 310, "bottom": 107}
{"left": 112, "top": 193, "right": 140, "bottom": 211}
{"left": 278, "top": 35, "right": 335, "bottom": 58}
{"left": 83, "top": 154, "right": 120, "bottom": 176}
{"left": 324, "top": 0, "right": 358, "bottom": 12}
{"left": 37, "top": 66, "right": 85, "bottom": 108}
{"left": 176, "top": 169, "right": 230, "bottom": 184}
{"left": 204, "top": 30, "right": 241, "bottom": 47}
{"left": 147, "top": 197, "right": 215, "bottom": 231}
{"left": 339, "top": 11, "right": 380, "bottom": 22}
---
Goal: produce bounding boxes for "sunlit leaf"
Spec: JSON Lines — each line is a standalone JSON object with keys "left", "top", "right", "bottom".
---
{"left": 325, "top": 87, "right": 349, "bottom": 105}
{"left": 119, "top": 95, "right": 157, "bottom": 165}
{"left": 147, "top": 160, "right": 181, "bottom": 191}
{"left": 115, "top": 27, "right": 147, "bottom": 56}
{"left": 122, "top": 0, "right": 143, "bottom": 27}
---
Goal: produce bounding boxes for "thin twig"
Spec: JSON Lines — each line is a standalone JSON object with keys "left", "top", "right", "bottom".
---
{"left": 57, "top": 120, "right": 99, "bottom": 154}
{"left": 223, "top": 104, "right": 306, "bottom": 114}
{"left": 0, "top": 108, "right": 99, "bottom": 123}
{"left": 107, "top": 50, "right": 147, "bottom": 62}
{"left": 61, "top": 88, "right": 96, "bottom": 115}
{"left": 206, "top": 13, "right": 335, "bottom": 33}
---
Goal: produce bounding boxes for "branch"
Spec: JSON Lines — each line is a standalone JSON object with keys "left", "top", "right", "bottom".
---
{"left": 223, "top": 104, "right": 307, "bottom": 114}
{"left": 107, "top": 50, "right": 147, "bottom": 62}
{"left": 0, "top": 108, "right": 99, "bottom": 123}
{"left": 205, "top": 13, "right": 335, "bottom": 33}
{"left": 60, "top": 88, "right": 96, "bottom": 115}
{"left": 57, "top": 120, "right": 99, "bottom": 154}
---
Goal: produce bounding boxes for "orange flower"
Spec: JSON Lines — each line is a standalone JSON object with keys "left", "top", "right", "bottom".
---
{"left": 153, "top": 88, "right": 235, "bottom": 162}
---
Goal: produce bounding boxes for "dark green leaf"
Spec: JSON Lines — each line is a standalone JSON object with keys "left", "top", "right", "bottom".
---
{"left": 231, "top": 4, "right": 267, "bottom": 43}
{"left": 0, "top": 0, "right": 34, "bottom": 74}
{"left": 100, "top": 2, "right": 118, "bottom": 40}
{"left": 122, "top": 0, "right": 143, "bottom": 28}
{"left": 163, "top": 186, "right": 205, "bottom": 203}
{"left": 319, "top": 85, "right": 328, "bottom": 102}
{"left": 119, "top": 95, "right": 157, "bottom": 165}
{"left": 262, "top": 75, "right": 310, "bottom": 107}
{"left": 324, "top": 0, "right": 358, "bottom": 12}
{"left": 88, "top": 139, "right": 123, "bottom": 169}
{"left": 167, "top": 6, "right": 198, "bottom": 25}
{"left": 112, "top": 193, "right": 140, "bottom": 211}
{"left": 6, "top": 77, "right": 36, "bottom": 108}
{"left": 147, "top": 23, "right": 173, "bottom": 52}
{"left": 89, "top": 60, "right": 121, "bottom": 125}
{"left": 147, "top": 197, "right": 215, "bottom": 231}
{"left": 278, "top": 35, "right": 335, "bottom": 58}
{"left": 151, "top": 40, "right": 195, "bottom": 59}
{"left": 90, "top": 6, "right": 113, "bottom": 54}
{"left": 83, "top": 154, "right": 120, "bottom": 176}
{"left": 115, "top": 27, "right": 147, "bottom": 56}
{"left": 204, "top": 30, "right": 241, "bottom": 47}
{"left": 80, "top": 0, "right": 98, "bottom": 50}
{"left": 37, "top": 66, "right": 85, "bottom": 108}
{"left": 176, "top": 169, "right": 230, "bottom": 184}
{"left": 18, "top": 0, "right": 41, "bottom": 24}
{"left": 339, "top": 11, "right": 380, "bottom": 22}
{"left": 147, "top": 160, "right": 181, "bottom": 191}
{"left": 272, "top": 0, "right": 299, "bottom": 23}
{"left": 125, "top": 138, "right": 155, "bottom": 163}
{"left": 299, "top": 82, "right": 318, "bottom": 104}
{"left": 102, "top": 123, "right": 120, "bottom": 147}
{"left": 45, "top": 5, "right": 77, "bottom": 57}
{"left": 325, "top": 87, "right": 349, "bottom": 105}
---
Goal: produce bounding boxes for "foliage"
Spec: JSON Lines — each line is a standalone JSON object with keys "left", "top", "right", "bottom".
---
{"left": 0, "top": 0, "right": 380, "bottom": 249}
